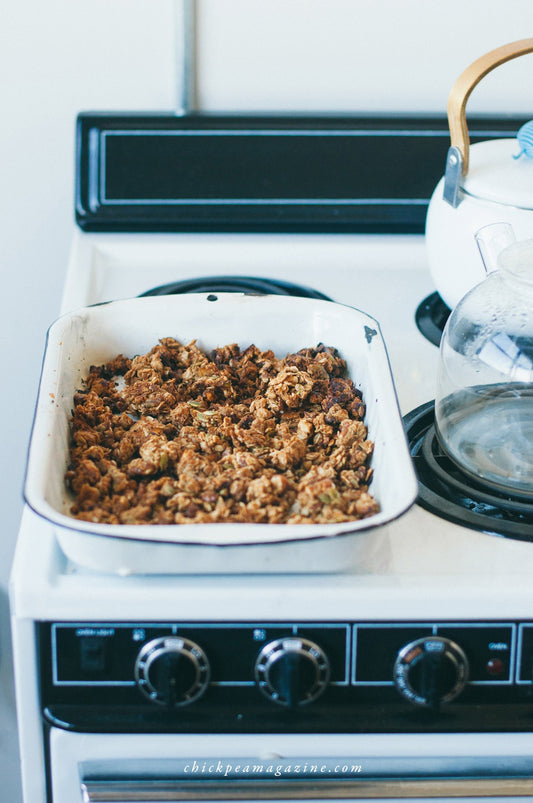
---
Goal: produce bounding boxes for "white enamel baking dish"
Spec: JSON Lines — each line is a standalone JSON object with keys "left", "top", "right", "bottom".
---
{"left": 24, "top": 293, "right": 417, "bottom": 574}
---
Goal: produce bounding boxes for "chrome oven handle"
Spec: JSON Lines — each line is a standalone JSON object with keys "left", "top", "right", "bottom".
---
{"left": 81, "top": 776, "right": 533, "bottom": 801}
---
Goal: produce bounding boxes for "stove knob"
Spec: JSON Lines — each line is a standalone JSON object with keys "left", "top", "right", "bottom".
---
{"left": 254, "top": 637, "right": 330, "bottom": 707}
{"left": 134, "top": 636, "right": 210, "bottom": 707}
{"left": 393, "top": 636, "right": 469, "bottom": 709}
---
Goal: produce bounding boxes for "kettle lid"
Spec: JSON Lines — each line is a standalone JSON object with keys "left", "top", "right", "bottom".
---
{"left": 461, "top": 138, "right": 533, "bottom": 210}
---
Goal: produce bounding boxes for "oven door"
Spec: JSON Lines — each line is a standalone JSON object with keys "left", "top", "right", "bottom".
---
{"left": 49, "top": 729, "right": 533, "bottom": 802}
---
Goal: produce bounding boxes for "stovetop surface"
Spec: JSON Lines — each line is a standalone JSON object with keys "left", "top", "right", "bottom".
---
{"left": 11, "top": 230, "right": 533, "bottom": 621}
{"left": 62, "top": 231, "right": 437, "bottom": 413}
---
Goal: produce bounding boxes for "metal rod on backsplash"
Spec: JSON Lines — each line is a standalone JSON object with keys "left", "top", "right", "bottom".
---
{"left": 176, "top": 0, "right": 197, "bottom": 114}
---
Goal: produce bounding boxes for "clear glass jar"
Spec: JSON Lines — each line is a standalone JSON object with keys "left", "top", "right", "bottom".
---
{"left": 435, "top": 223, "right": 533, "bottom": 498}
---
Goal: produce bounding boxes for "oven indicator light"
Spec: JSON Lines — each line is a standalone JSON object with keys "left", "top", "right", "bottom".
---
{"left": 132, "top": 628, "right": 146, "bottom": 642}
{"left": 486, "top": 658, "right": 506, "bottom": 677}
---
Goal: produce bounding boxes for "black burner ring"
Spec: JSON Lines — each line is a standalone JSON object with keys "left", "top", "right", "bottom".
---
{"left": 403, "top": 401, "right": 533, "bottom": 542}
{"left": 415, "top": 292, "right": 451, "bottom": 347}
{"left": 139, "top": 276, "right": 333, "bottom": 301}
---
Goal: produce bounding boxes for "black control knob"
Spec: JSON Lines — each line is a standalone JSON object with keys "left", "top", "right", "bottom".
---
{"left": 134, "top": 637, "right": 210, "bottom": 707}
{"left": 254, "top": 637, "right": 330, "bottom": 707}
{"left": 393, "top": 636, "right": 469, "bottom": 709}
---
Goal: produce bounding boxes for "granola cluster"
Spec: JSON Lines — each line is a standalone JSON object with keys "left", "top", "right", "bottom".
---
{"left": 66, "top": 338, "right": 379, "bottom": 525}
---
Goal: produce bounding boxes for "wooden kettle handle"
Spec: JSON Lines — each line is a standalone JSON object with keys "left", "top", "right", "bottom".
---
{"left": 448, "top": 38, "right": 533, "bottom": 176}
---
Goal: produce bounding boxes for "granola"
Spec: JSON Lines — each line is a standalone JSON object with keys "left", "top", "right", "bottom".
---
{"left": 66, "top": 339, "right": 379, "bottom": 525}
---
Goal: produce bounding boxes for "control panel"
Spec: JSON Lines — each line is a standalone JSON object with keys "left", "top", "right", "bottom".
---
{"left": 39, "top": 621, "right": 533, "bottom": 734}
{"left": 49, "top": 623, "right": 348, "bottom": 704}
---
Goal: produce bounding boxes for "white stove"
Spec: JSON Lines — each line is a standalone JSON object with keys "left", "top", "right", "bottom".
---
{"left": 10, "top": 114, "right": 533, "bottom": 802}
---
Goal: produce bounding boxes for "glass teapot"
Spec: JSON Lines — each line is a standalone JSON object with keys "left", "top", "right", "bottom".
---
{"left": 435, "top": 222, "right": 533, "bottom": 498}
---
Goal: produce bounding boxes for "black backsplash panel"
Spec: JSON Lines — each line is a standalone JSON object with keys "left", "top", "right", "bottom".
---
{"left": 75, "top": 113, "right": 528, "bottom": 233}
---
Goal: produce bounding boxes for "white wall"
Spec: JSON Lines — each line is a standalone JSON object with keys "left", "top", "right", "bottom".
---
{"left": 1, "top": 2, "right": 533, "bottom": 800}
{"left": 195, "top": 0, "right": 533, "bottom": 114}
{"left": 0, "top": 3, "right": 176, "bottom": 799}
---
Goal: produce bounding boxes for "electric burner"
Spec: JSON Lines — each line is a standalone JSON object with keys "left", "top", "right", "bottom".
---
{"left": 404, "top": 401, "right": 533, "bottom": 541}
{"left": 415, "top": 292, "right": 451, "bottom": 346}
{"left": 139, "top": 276, "right": 333, "bottom": 300}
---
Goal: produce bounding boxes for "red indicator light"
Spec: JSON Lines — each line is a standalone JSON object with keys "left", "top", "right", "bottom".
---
{"left": 486, "top": 658, "right": 505, "bottom": 677}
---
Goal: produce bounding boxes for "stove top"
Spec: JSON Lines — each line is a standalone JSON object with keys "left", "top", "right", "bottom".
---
{"left": 14, "top": 112, "right": 533, "bottom": 613}
{"left": 10, "top": 227, "right": 533, "bottom": 623}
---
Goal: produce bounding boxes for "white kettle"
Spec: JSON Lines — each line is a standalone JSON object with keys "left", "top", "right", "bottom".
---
{"left": 425, "top": 38, "right": 533, "bottom": 310}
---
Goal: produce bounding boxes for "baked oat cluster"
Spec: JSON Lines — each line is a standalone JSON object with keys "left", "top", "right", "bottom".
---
{"left": 66, "top": 338, "right": 379, "bottom": 525}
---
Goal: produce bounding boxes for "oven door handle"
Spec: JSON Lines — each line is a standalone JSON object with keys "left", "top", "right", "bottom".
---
{"left": 81, "top": 776, "right": 533, "bottom": 801}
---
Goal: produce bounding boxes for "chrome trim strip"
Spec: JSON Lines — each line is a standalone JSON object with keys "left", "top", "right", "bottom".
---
{"left": 81, "top": 776, "right": 533, "bottom": 801}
